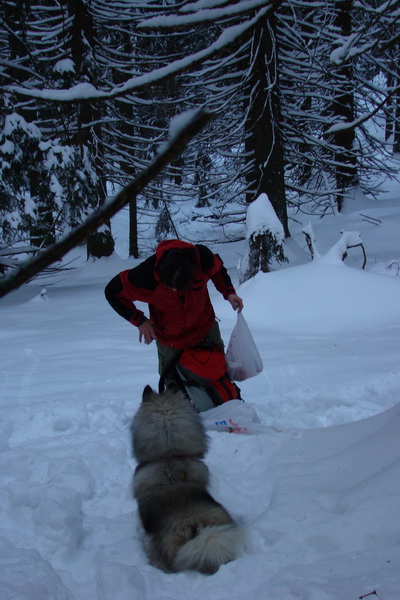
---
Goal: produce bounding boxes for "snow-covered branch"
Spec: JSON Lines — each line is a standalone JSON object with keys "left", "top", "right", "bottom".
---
{"left": 5, "top": 5, "right": 275, "bottom": 103}
{"left": 139, "top": 0, "right": 280, "bottom": 28}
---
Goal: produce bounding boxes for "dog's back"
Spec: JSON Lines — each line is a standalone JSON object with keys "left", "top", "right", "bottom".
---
{"left": 131, "top": 385, "right": 243, "bottom": 574}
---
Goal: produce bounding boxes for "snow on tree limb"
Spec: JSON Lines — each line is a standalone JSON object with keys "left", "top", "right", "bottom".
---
{"left": 139, "top": 0, "right": 279, "bottom": 28}
{"left": 324, "top": 88, "right": 399, "bottom": 135}
{"left": 328, "top": 0, "right": 400, "bottom": 65}
{"left": 5, "top": 5, "right": 276, "bottom": 103}
{"left": 0, "top": 109, "right": 214, "bottom": 298}
{"left": 245, "top": 193, "right": 285, "bottom": 242}
{"left": 182, "top": 0, "right": 245, "bottom": 10}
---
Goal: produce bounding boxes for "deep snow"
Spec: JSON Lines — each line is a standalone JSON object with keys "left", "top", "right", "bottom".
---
{"left": 1, "top": 180, "right": 400, "bottom": 599}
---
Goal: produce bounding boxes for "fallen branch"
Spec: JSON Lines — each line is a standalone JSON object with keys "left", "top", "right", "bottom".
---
{"left": 343, "top": 242, "right": 367, "bottom": 269}
{"left": 359, "top": 213, "right": 381, "bottom": 227}
{"left": 359, "top": 591, "right": 380, "bottom": 600}
{"left": 336, "top": 231, "right": 367, "bottom": 269}
{"left": 0, "top": 108, "right": 214, "bottom": 298}
{"left": 387, "top": 260, "right": 400, "bottom": 275}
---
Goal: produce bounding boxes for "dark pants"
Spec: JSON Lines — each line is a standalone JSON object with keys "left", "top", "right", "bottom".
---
{"left": 156, "top": 321, "right": 224, "bottom": 376}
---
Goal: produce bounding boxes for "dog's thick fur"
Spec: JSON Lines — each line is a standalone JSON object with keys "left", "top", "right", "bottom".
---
{"left": 131, "top": 384, "right": 242, "bottom": 574}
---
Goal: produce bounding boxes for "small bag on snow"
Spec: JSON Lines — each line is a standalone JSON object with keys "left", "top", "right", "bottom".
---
{"left": 226, "top": 312, "right": 263, "bottom": 381}
{"left": 200, "top": 400, "right": 263, "bottom": 434}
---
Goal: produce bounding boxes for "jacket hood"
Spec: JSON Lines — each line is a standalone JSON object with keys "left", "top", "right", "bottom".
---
{"left": 155, "top": 239, "right": 197, "bottom": 262}
{"left": 154, "top": 240, "right": 200, "bottom": 284}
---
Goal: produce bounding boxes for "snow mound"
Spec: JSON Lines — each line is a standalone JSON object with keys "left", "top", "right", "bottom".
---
{"left": 240, "top": 259, "right": 400, "bottom": 334}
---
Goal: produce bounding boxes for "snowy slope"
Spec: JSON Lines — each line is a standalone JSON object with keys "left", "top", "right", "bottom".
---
{"left": 1, "top": 183, "right": 400, "bottom": 599}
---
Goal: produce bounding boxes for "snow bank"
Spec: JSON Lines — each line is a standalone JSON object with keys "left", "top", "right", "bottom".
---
{"left": 239, "top": 257, "right": 400, "bottom": 334}
{"left": 1, "top": 192, "right": 400, "bottom": 598}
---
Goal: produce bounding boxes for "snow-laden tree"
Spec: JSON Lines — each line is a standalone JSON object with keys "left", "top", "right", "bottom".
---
{"left": 111, "top": 0, "right": 400, "bottom": 241}
{"left": 278, "top": 0, "right": 400, "bottom": 215}
{"left": 0, "top": 111, "right": 45, "bottom": 245}
{"left": 243, "top": 15, "right": 289, "bottom": 236}
{"left": 134, "top": 0, "right": 288, "bottom": 243}
{"left": 0, "top": 0, "right": 111, "bottom": 254}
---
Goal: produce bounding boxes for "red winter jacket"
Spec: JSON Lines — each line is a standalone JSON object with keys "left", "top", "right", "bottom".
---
{"left": 104, "top": 240, "right": 236, "bottom": 349}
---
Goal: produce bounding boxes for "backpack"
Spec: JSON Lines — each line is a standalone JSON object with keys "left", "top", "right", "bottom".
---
{"left": 159, "top": 344, "right": 241, "bottom": 412}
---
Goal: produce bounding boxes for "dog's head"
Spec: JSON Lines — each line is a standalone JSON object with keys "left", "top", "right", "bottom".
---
{"left": 142, "top": 382, "right": 179, "bottom": 402}
{"left": 131, "top": 385, "right": 208, "bottom": 463}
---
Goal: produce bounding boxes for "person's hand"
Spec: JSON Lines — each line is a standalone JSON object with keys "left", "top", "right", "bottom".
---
{"left": 227, "top": 294, "right": 243, "bottom": 312}
{"left": 138, "top": 319, "right": 157, "bottom": 344}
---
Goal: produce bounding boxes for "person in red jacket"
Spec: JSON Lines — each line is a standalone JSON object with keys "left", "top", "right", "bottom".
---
{"left": 104, "top": 239, "right": 243, "bottom": 377}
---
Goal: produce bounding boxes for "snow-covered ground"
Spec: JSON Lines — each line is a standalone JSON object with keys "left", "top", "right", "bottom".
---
{"left": 1, "top": 178, "right": 400, "bottom": 599}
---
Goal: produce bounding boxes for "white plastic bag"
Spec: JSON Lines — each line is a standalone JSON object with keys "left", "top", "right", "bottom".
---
{"left": 225, "top": 312, "right": 263, "bottom": 381}
{"left": 200, "top": 400, "right": 263, "bottom": 434}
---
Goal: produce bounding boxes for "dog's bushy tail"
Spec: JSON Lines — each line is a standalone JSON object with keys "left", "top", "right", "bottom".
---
{"left": 173, "top": 523, "right": 242, "bottom": 575}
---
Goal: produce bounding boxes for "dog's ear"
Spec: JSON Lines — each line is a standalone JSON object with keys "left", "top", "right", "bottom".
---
{"left": 142, "top": 385, "right": 154, "bottom": 402}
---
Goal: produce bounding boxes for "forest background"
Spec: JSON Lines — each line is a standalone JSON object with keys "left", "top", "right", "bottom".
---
{"left": 1, "top": 0, "right": 400, "bottom": 285}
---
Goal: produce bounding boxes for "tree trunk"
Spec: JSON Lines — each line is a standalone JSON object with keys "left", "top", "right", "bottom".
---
{"left": 331, "top": 0, "right": 358, "bottom": 211}
{"left": 385, "top": 70, "right": 395, "bottom": 142}
{"left": 66, "top": 0, "right": 111, "bottom": 256}
{"left": 129, "top": 197, "right": 139, "bottom": 258}
{"left": 394, "top": 93, "right": 400, "bottom": 153}
{"left": 244, "top": 18, "right": 289, "bottom": 238}
{"left": 393, "top": 67, "right": 400, "bottom": 153}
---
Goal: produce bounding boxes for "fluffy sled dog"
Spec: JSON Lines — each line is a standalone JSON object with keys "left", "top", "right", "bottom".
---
{"left": 130, "top": 384, "right": 242, "bottom": 574}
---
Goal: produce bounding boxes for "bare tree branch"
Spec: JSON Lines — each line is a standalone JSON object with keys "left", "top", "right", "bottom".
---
{"left": 0, "top": 108, "right": 214, "bottom": 299}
